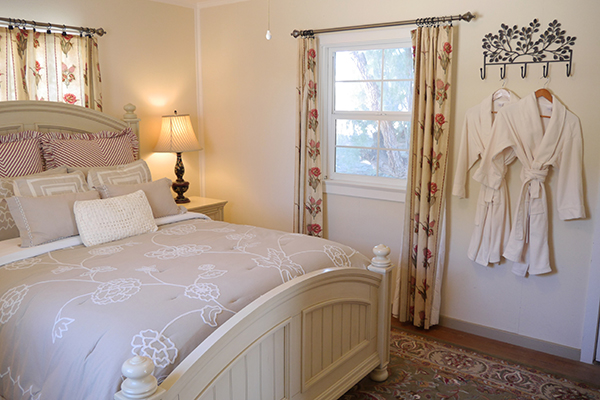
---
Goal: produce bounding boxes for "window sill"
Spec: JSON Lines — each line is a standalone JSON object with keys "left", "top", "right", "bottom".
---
{"left": 323, "top": 179, "right": 406, "bottom": 202}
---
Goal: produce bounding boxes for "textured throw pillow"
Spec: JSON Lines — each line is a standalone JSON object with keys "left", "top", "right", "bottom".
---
{"left": 12, "top": 170, "right": 89, "bottom": 197}
{"left": 74, "top": 190, "right": 158, "bottom": 247}
{"left": 0, "top": 167, "right": 69, "bottom": 242}
{"left": 97, "top": 178, "right": 180, "bottom": 218}
{"left": 6, "top": 190, "right": 100, "bottom": 247}
{"left": 87, "top": 159, "right": 152, "bottom": 189}
{"left": 41, "top": 127, "right": 139, "bottom": 169}
{"left": 0, "top": 131, "right": 45, "bottom": 178}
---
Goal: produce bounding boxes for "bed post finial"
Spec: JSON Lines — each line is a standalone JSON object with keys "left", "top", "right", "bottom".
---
{"left": 123, "top": 103, "right": 141, "bottom": 145}
{"left": 114, "top": 356, "right": 166, "bottom": 400}
{"left": 368, "top": 244, "right": 393, "bottom": 382}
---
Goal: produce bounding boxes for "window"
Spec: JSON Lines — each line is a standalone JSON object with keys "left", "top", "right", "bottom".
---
{"left": 320, "top": 28, "right": 414, "bottom": 201}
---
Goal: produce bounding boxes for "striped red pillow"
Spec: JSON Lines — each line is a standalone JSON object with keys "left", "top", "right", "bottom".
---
{"left": 0, "top": 131, "right": 45, "bottom": 178}
{"left": 41, "top": 128, "right": 139, "bottom": 169}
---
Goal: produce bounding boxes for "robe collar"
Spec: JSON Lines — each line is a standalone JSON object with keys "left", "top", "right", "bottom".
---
{"left": 480, "top": 89, "right": 519, "bottom": 134}
{"left": 514, "top": 92, "right": 567, "bottom": 168}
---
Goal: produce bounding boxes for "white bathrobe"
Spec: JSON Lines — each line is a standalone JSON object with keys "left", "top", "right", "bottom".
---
{"left": 453, "top": 89, "right": 519, "bottom": 266}
{"left": 473, "top": 93, "right": 585, "bottom": 276}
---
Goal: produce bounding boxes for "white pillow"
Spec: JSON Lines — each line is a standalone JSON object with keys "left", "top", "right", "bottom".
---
{"left": 73, "top": 190, "right": 157, "bottom": 247}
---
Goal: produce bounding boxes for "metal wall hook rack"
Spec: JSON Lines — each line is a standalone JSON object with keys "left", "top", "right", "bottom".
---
{"left": 480, "top": 19, "right": 575, "bottom": 80}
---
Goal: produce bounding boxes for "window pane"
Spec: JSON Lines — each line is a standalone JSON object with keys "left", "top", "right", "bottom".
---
{"left": 335, "top": 50, "right": 382, "bottom": 81}
{"left": 336, "top": 148, "right": 377, "bottom": 176}
{"left": 383, "top": 48, "right": 413, "bottom": 79}
{"left": 382, "top": 81, "right": 413, "bottom": 112}
{"left": 336, "top": 120, "right": 378, "bottom": 147}
{"left": 379, "top": 121, "right": 410, "bottom": 149}
{"left": 335, "top": 82, "right": 381, "bottom": 111}
{"left": 379, "top": 150, "right": 409, "bottom": 179}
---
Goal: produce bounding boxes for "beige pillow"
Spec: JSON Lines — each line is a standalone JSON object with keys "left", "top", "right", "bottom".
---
{"left": 97, "top": 178, "right": 180, "bottom": 219}
{"left": 6, "top": 190, "right": 100, "bottom": 247}
{"left": 0, "top": 167, "right": 69, "bottom": 242}
{"left": 74, "top": 190, "right": 158, "bottom": 247}
{"left": 12, "top": 170, "right": 88, "bottom": 197}
{"left": 87, "top": 159, "right": 152, "bottom": 189}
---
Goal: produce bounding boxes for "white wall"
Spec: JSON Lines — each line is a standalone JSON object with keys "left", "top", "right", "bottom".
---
{"left": 4, "top": 0, "right": 201, "bottom": 195}
{"left": 199, "top": 0, "right": 600, "bottom": 353}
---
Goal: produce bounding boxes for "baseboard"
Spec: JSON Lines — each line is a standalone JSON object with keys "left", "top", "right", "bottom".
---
{"left": 438, "top": 316, "right": 581, "bottom": 361}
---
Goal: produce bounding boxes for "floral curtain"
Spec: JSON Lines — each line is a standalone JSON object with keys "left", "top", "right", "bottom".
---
{"left": 393, "top": 25, "right": 454, "bottom": 329}
{"left": 294, "top": 37, "right": 323, "bottom": 237}
{"left": 0, "top": 28, "right": 102, "bottom": 110}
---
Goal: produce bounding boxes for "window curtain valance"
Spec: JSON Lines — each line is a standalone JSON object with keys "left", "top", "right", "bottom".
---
{"left": 0, "top": 28, "right": 102, "bottom": 110}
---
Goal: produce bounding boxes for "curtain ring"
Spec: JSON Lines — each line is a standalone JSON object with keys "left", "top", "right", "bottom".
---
{"left": 8, "top": 18, "right": 13, "bottom": 30}
{"left": 47, "top": 23, "right": 52, "bottom": 34}
{"left": 32, "top": 20, "right": 37, "bottom": 33}
{"left": 62, "top": 24, "right": 67, "bottom": 36}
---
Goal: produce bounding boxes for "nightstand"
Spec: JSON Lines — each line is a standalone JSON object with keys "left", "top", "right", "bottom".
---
{"left": 183, "top": 196, "right": 228, "bottom": 221}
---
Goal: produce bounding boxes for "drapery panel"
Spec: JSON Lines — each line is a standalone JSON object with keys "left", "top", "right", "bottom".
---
{"left": 0, "top": 28, "right": 102, "bottom": 110}
{"left": 294, "top": 37, "right": 323, "bottom": 237}
{"left": 393, "top": 25, "right": 454, "bottom": 329}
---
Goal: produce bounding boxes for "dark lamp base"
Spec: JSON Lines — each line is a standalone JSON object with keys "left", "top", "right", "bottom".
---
{"left": 172, "top": 180, "right": 190, "bottom": 204}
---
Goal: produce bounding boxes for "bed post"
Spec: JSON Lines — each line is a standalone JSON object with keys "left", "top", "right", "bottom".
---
{"left": 367, "top": 244, "right": 393, "bottom": 382}
{"left": 123, "top": 103, "right": 140, "bottom": 141}
{"left": 114, "top": 356, "right": 165, "bottom": 400}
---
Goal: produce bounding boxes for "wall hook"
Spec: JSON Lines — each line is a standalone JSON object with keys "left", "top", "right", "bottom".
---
{"left": 481, "top": 19, "right": 576, "bottom": 80}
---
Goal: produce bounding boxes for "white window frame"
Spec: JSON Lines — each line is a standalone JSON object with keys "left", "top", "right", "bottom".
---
{"left": 319, "top": 27, "right": 414, "bottom": 203}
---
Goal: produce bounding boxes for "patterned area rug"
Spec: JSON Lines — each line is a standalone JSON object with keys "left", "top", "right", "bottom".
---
{"left": 341, "top": 328, "right": 600, "bottom": 400}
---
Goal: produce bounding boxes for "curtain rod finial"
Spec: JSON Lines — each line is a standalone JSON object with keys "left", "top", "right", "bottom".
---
{"left": 461, "top": 12, "right": 475, "bottom": 22}
{"left": 291, "top": 29, "right": 300, "bottom": 38}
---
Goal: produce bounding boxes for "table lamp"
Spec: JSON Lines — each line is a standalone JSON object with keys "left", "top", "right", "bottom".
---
{"left": 154, "top": 111, "right": 202, "bottom": 203}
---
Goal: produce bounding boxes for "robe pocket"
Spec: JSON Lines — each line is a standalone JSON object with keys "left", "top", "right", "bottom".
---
{"left": 530, "top": 198, "right": 545, "bottom": 215}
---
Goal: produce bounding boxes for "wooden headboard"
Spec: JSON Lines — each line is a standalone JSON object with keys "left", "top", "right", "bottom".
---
{"left": 0, "top": 101, "right": 140, "bottom": 139}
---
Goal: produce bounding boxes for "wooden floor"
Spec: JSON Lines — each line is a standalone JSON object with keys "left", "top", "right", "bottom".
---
{"left": 392, "top": 319, "right": 600, "bottom": 388}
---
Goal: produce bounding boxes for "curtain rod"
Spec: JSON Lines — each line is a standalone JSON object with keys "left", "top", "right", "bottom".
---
{"left": 0, "top": 17, "right": 106, "bottom": 37}
{"left": 291, "top": 11, "right": 475, "bottom": 38}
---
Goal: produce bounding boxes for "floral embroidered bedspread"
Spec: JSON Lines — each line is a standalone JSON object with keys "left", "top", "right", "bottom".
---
{"left": 0, "top": 217, "right": 369, "bottom": 400}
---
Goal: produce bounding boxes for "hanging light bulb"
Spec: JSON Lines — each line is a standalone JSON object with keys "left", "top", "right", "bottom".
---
{"left": 265, "top": 0, "right": 272, "bottom": 40}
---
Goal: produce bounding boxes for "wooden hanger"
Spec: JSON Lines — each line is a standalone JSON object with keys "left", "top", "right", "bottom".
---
{"left": 535, "top": 88, "right": 552, "bottom": 118}
{"left": 535, "top": 88, "right": 552, "bottom": 103}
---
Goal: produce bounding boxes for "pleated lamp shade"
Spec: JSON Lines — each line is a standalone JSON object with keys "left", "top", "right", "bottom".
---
{"left": 154, "top": 113, "right": 202, "bottom": 153}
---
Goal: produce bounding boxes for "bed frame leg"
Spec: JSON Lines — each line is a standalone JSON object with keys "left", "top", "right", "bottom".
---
{"left": 367, "top": 244, "right": 393, "bottom": 382}
{"left": 114, "top": 355, "right": 166, "bottom": 400}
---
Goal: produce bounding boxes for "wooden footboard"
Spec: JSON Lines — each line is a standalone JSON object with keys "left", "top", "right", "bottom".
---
{"left": 115, "top": 245, "right": 392, "bottom": 400}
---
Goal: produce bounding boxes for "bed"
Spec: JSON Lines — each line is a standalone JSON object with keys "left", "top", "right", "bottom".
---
{"left": 0, "top": 100, "right": 393, "bottom": 400}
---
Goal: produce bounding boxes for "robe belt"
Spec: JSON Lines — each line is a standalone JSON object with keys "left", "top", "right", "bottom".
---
{"left": 482, "top": 173, "right": 508, "bottom": 203}
{"left": 514, "top": 167, "right": 549, "bottom": 241}
{"left": 522, "top": 167, "right": 548, "bottom": 199}
{"left": 482, "top": 185, "right": 496, "bottom": 203}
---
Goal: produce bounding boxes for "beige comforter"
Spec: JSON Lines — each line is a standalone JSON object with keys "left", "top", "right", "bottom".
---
{"left": 0, "top": 215, "right": 369, "bottom": 400}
